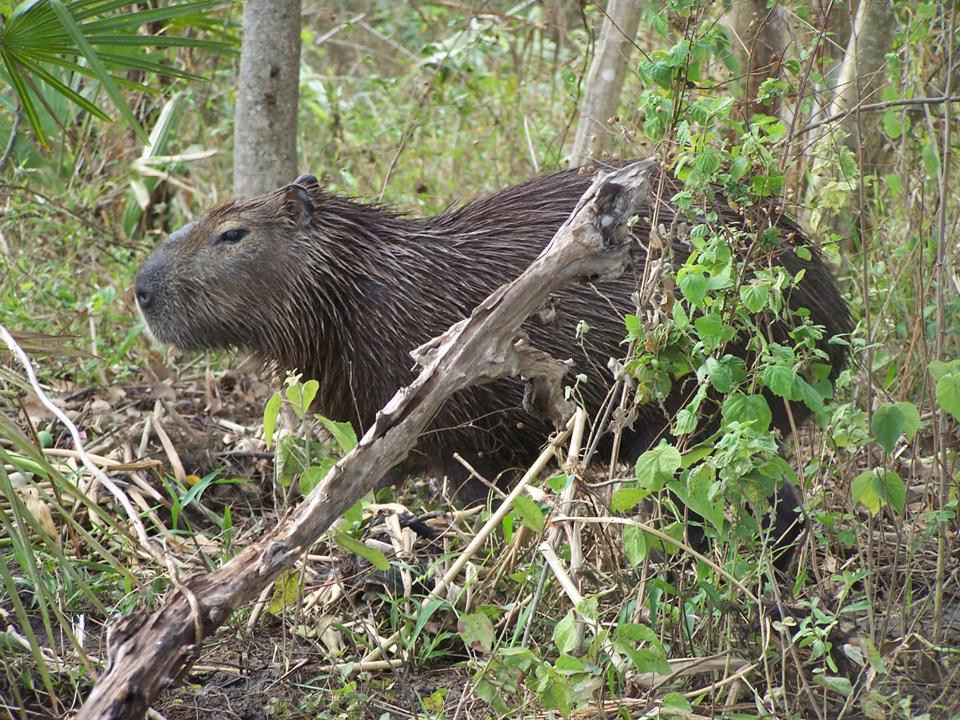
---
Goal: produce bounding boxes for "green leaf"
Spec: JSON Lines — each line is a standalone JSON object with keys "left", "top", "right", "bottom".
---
{"left": 285, "top": 378, "right": 319, "bottom": 419}
{"left": 267, "top": 570, "right": 301, "bottom": 615}
{"left": 576, "top": 595, "right": 598, "bottom": 621}
{"left": 740, "top": 282, "right": 769, "bottom": 312}
{"left": 852, "top": 470, "right": 906, "bottom": 516}
{"left": 458, "top": 612, "right": 495, "bottom": 654}
{"left": 672, "top": 299, "right": 690, "bottom": 329}
{"left": 624, "top": 313, "right": 643, "bottom": 341}
{"left": 318, "top": 416, "right": 358, "bottom": 453}
{"left": 179, "top": 468, "right": 230, "bottom": 506}
{"left": 693, "top": 311, "right": 724, "bottom": 341}
{"left": 679, "top": 444, "right": 713, "bottom": 468}
{"left": 634, "top": 441, "right": 682, "bottom": 491}
{"left": 611, "top": 487, "right": 648, "bottom": 512}
{"left": 0, "top": 0, "right": 232, "bottom": 147}
{"left": 640, "top": 58, "right": 675, "bottom": 89}
{"left": 334, "top": 531, "right": 390, "bottom": 571}
{"left": 546, "top": 474, "right": 568, "bottom": 492}
{"left": 614, "top": 622, "right": 660, "bottom": 644}
{"left": 622, "top": 524, "right": 650, "bottom": 566}
{"left": 553, "top": 653, "right": 586, "bottom": 674}
{"left": 512, "top": 496, "right": 545, "bottom": 534}
{"left": 263, "top": 392, "right": 282, "bottom": 449}
{"left": 678, "top": 268, "right": 707, "bottom": 306}
{"left": 814, "top": 674, "right": 853, "bottom": 696}
{"left": 411, "top": 597, "right": 446, "bottom": 647}
{"left": 13, "top": 54, "right": 112, "bottom": 121}
{"left": 661, "top": 692, "right": 693, "bottom": 714}
{"left": 721, "top": 392, "right": 772, "bottom": 431}
{"left": 553, "top": 610, "right": 577, "bottom": 654}
{"left": 893, "top": 402, "right": 921, "bottom": 439}
{"left": 928, "top": 360, "right": 958, "bottom": 382}
{"left": 1, "top": 53, "right": 46, "bottom": 145}
{"left": 672, "top": 464, "right": 725, "bottom": 530}
{"left": 341, "top": 500, "right": 364, "bottom": 526}
{"left": 729, "top": 155, "right": 750, "bottom": 180}
{"left": 702, "top": 356, "right": 733, "bottom": 392}
{"left": 538, "top": 674, "right": 575, "bottom": 716}
{"left": 936, "top": 372, "right": 960, "bottom": 420}
{"left": 762, "top": 364, "right": 798, "bottom": 398}
{"left": 871, "top": 404, "right": 902, "bottom": 454}
{"left": 872, "top": 402, "right": 921, "bottom": 454}
{"left": 881, "top": 110, "right": 903, "bottom": 140}
{"left": 612, "top": 622, "right": 671, "bottom": 675}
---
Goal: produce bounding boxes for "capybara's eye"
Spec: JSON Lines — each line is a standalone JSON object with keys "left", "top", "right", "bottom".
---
{"left": 213, "top": 228, "right": 249, "bottom": 246}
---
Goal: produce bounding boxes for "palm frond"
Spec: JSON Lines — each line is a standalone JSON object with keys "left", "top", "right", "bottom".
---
{"left": 0, "top": 0, "right": 236, "bottom": 147}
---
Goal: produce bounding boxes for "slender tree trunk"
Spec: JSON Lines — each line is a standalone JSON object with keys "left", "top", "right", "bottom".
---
{"left": 727, "top": 0, "right": 785, "bottom": 117}
{"left": 233, "top": 0, "right": 302, "bottom": 197}
{"left": 805, "top": 1, "right": 896, "bottom": 255}
{"left": 808, "top": 0, "right": 896, "bottom": 190}
{"left": 826, "top": 0, "right": 896, "bottom": 144}
{"left": 569, "top": 0, "right": 642, "bottom": 166}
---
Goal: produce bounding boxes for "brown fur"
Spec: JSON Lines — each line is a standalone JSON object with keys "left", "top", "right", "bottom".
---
{"left": 136, "top": 165, "right": 851, "bottom": 492}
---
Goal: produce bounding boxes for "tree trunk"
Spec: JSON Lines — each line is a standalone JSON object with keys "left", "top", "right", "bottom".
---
{"left": 804, "top": 1, "right": 896, "bottom": 250}
{"left": 569, "top": 0, "right": 643, "bottom": 166}
{"left": 727, "top": 0, "right": 786, "bottom": 117}
{"left": 825, "top": 0, "right": 896, "bottom": 145}
{"left": 233, "top": 0, "right": 302, "bottom": 198}
{"left": 807, "top": 0, "right": 896, "bottom": 189}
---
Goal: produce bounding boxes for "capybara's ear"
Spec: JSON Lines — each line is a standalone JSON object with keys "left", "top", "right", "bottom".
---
{"left": 293, "top": 174, "right": 319, "bottom": 188}
{"left": 284, "top": 183, "right": 314, "bottom": 228}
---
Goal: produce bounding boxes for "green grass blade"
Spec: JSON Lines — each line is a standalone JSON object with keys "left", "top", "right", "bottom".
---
{"left": 0, "top": 472, "right": 61, "bottom": 710}
{"left": 14, "top": 51, "right": 162, "bottom": 92}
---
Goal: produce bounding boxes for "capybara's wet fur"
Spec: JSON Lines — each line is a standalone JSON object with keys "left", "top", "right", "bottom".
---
{"left": 136, "top": 163, "right": 852, "bottom": 558}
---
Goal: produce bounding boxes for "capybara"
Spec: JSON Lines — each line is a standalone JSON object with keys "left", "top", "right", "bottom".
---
{"left": 136, "top": 163, "right": 852, "bottom": 558}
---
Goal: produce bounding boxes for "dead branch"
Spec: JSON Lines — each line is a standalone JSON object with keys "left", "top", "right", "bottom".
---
{"left": 75, "top": 158, "right": 659, "bottom": 719}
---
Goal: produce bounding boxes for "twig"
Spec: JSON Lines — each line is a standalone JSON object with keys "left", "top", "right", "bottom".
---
{"left": 0, "top": 182, "right": 110, "bottom": 236}
{"left": 553, "top": 516, "right": 760, "bottom": 604}
{"left": 520, "top": 408, "right": 587, "bottom": 648}
{"left": 791, "top": 95, "right": 960, "bottom": 138}
{"left": 150, "top": 402, "right": 187, "bottom": 484}
{"left": 932, "top": 3, "right": 956, "bottom": 644}
{"left": 42, "top": 448, "right": 161, "bottom": 472}
{"left": 0, "top": 102, "right": 20, "bottom": 174}
{"left": 540, "top": 540, "right": 621, "bottom": 665}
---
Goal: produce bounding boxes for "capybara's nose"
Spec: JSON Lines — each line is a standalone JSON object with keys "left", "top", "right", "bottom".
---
{"left": 134, "top": 271, "right": 154, "bottom": 310}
